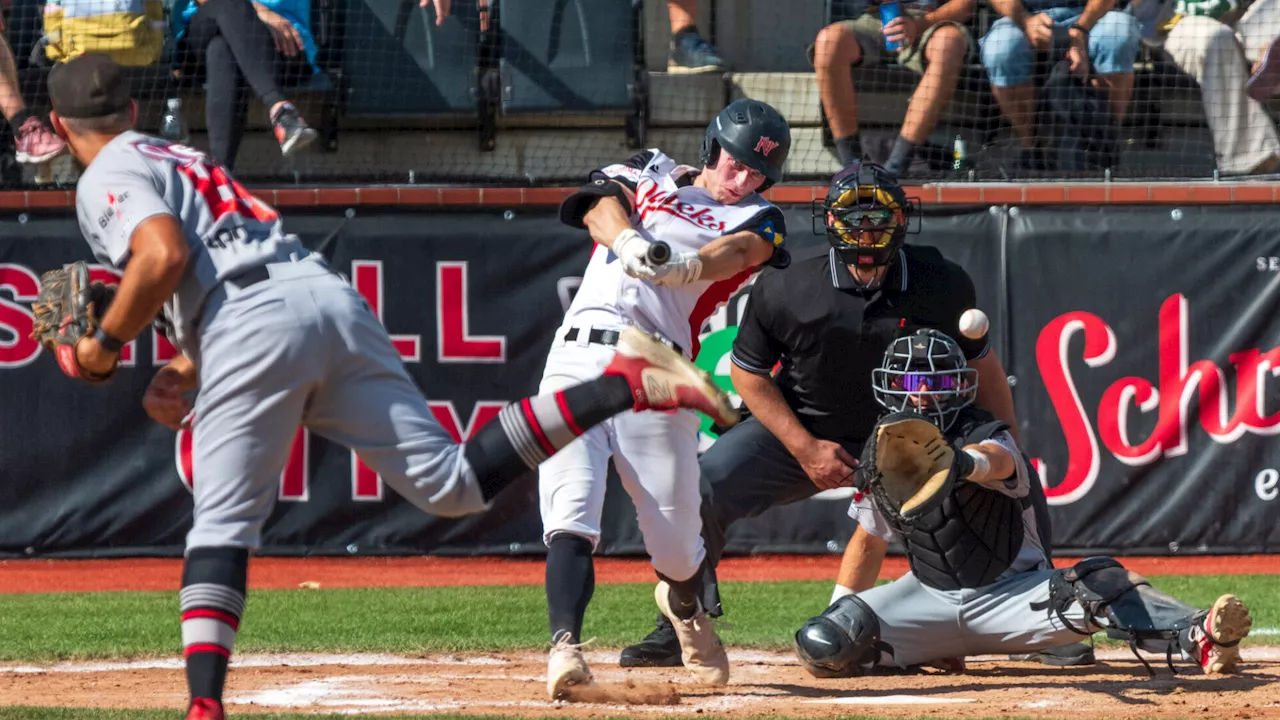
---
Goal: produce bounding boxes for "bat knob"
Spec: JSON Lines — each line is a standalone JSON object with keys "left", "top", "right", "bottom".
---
{"left": 647, "top": 241, "right": 671, "bottom": 266}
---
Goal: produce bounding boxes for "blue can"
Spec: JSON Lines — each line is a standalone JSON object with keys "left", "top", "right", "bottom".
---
{"left": 879, "top": 0, "right": 904, "bottom": 52}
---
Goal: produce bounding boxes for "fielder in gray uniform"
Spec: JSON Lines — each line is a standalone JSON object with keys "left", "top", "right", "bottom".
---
{"left": 793, "top": 329, "right": 1254, "bottom": 679}
{"left": 44, "top": 54, "right": 738, "bottom": 720}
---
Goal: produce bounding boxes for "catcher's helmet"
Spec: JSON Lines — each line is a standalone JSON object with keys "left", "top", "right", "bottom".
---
{"left": 872, "top": 329, "right": 977, "bottom": 432}
{"left": 794, "top": 595, "right": 884, "bottom": 678}
{"left": 700, "top": 98, "right": 791, "bottom": 192}
{"left": 813, "top": 162, "right": 919, "bottom": 278}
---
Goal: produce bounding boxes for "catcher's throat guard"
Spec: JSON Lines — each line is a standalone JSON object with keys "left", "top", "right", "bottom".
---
{"left": 1035, "top": 556, "right": 1210, "bottom": 676}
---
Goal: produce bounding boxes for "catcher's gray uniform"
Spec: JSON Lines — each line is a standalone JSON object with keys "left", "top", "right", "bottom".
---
{"left": 848, "top": 423, "right": 1099, "bottom": 668}
{"left": 76, "top": 132, "right": 488, "bottom": 550}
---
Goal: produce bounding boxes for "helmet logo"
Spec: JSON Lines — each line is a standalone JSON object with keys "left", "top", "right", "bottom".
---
{"left": 755, "top": 136, "right": 780, "bottom": 157}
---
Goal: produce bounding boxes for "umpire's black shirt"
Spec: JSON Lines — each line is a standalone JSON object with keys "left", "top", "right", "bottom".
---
{"left": 730, "top": 246, "right": 989, "bottom": 443}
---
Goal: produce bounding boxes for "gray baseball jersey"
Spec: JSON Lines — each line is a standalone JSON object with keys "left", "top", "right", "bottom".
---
{"left": 75, "top": 131, "right": 305, "bottom": 356}
{"left": 72, "top": 132, "right": 490, "bottom": 551}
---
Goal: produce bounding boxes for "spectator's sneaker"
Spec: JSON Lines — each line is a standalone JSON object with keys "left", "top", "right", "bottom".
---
{"left": 669, "top": 28, "right": 726, "bottom": 74}
{"left": 270, "top": 103, "right": 318, "bottom": 158}
{"left": 1247, "top": 42, "right": 1280, "bottom": 101}
{"left": 14, "top": 116, "right": 67, "bottom": 165}
{"left": 1180, "top": 594, "right": 1252, "bottom": 674}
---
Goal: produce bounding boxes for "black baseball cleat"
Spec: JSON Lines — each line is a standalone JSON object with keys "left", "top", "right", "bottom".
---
{"left": 1008, "top": 641, "right": 1096, "bottom": 667}
{"left": 619, "top": 614, "right": 684, "bottom": 667}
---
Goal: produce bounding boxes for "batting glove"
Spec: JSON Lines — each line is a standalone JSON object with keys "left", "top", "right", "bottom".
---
{"left": 653, "top": 252, "right": 704, "bottom": 287}
{"left": 613, "top": 229, "right": 657, "bottom": 280}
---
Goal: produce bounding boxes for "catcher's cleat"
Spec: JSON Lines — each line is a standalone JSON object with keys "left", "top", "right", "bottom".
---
{"left": 1186, "top": 594, "right": 1252, "bottom": 674}
{"left": 547, "top": 634, "right": 594, "bottom": 700}
{"left": 619, "top": 614, "right": 684, "bottom": 668}
{"left": 603, "top": 327, "right": 739, "bottom": 429}
{"left": 654, "top": 581, "right": 729, "bottom": 686}
{"left": 186, "top": 698, "right": 225, "bottom": 720}
{"left": 1009, "top": 641, "right": 1096, "bottom": 667}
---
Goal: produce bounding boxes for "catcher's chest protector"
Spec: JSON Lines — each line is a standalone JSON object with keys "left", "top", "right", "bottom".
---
{"left": 878, "top": 421, "right": 1026, "bottom": 591}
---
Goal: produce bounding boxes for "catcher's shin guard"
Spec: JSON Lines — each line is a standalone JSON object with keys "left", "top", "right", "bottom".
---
{"left": 794, "top": 595, "right": 890, "bottom": 678}
{"left": 1034, "top": 556, "right": 1212, "bottom": 675}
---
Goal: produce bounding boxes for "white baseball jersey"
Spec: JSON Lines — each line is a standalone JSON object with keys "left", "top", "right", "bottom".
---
{"left": 75, "top": 130, "right": 305, "bottom": 355}
{"left": 560, "top": 149, "right": 789, "bottom": 358}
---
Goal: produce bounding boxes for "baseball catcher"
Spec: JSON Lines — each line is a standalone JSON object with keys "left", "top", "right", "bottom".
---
{"left": 29, "top": 259, "right": 119, "bottom": 382}
{"left": 794, "top": 329, "right": 1253, "bottom": 678}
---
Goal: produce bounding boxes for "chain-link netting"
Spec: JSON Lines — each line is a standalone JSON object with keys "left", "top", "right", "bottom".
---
{"left": 4, "top": 0, "right": 1280, "bottom": 186}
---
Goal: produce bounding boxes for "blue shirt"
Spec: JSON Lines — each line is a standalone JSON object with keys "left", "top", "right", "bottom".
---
{"left": 174, "top": 0, "right": 317, "bottom": 69}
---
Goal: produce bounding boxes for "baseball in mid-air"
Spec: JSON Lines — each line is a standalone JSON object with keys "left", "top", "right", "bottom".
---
{"left": 959, "top": 309, "right": 989, "bottom": 339}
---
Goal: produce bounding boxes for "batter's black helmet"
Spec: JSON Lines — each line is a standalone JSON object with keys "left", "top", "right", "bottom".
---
{"left": 793, "top": 595, "right": 885, "bottom": 678}
{"left": 813, "top": 162, "right": 920, "bottom": 275}
{"left": 872, "top": 329, "right": 977, "bottom": 433}
{"left": 700, "top": 98, "right": 791, "bottom": 192}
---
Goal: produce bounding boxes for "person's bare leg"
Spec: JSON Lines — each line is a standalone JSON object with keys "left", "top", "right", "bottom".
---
{"left": 991, "top": 83, "right": 1037, "bottom": 148}
{"left": 0, "top": 39, "right": 27, "bottom": 120}
{"left": 1094, "top": 71, "right": 1134, "bottom": 123}
{"left": 887, "top": 24, "right": 967, "bottom": 174}
{"left": 901, "top": 26, "right": 965, "bottom": 144}
{"left": 814, "top": 22, "right": 863, "bottom": 165}
{"left": 667, "top": 0, "right": 697, "bottom": 32}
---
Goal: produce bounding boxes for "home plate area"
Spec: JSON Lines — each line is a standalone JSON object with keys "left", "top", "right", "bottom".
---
{"left": 3, "top": 649, "right": 1279, "bottom": 718}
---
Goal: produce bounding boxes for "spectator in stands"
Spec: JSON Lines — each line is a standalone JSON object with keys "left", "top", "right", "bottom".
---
{"left": 1130, "top": 0, "right": 1280, "bottom": 174}
{"left": 810, "top": 0, "right": 976, "bottom": 174}
{"left": 0, "top": 33, "right": 64, "bottom": 164}
{"left": 173, "top": 0, "right": 318, "bottom": 170}
{"left": 1238, "top": 0, "right": 1280, "bottom": 99}
{"left": 982, "top": 0, "right": 1141, "bottom": 169}
{"left": 668, "top": 0, "right": 727, "bottom": 73}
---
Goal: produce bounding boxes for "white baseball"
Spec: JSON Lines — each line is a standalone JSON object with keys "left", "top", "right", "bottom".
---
{"left": 959, "top": 309, "right": 989, "bottom": 339}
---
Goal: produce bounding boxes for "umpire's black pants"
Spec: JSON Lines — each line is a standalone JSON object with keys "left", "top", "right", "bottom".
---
{"left": 692, "top": 416, "right": 864, "bottom": 617}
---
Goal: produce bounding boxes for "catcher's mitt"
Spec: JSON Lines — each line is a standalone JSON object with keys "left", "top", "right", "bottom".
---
{"left": 29, "top": 260, "right": 118, "bottom": 383}
{"left": 857, "top": 411, "right": 974, "bottom": 527}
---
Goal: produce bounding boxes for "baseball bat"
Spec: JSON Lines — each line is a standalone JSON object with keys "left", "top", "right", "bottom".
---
{"left": 647, "top": 241, "right": 672, "bottom": 266}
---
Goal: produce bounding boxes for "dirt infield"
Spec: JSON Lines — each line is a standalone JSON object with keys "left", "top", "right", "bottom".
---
{"left": 2, "top": 554, "right": 1275, "bottom": 594}
{"left": 3, "top": 649, "right": 1279, "bottom": 718}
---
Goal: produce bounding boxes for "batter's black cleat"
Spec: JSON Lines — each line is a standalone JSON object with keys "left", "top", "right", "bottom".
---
{"left": 1008, "top": 641, "right": 1096, "bottom": 667}
{"left": 619, "top": 614, "right": 683, "bottom": 667}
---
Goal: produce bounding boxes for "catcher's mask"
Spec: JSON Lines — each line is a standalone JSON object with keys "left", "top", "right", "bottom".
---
{"left": 812, "top": 162, "right": 919, "bottom": 288}
{"left": 872, "top": 329, "right": 977, "bottom": 432}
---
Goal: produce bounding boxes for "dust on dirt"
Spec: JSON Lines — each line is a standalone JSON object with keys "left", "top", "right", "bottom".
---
{"left": 3, "top": 649, "right": 1279, "bottom": 718}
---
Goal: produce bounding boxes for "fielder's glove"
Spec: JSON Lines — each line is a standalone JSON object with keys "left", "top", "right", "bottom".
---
{"left": 613, "top": 228, "right": 658, "bottom": 280}
{"left": 29, "top": 260, "right": 118, "bottom": 383}
{"left": 857, "top": 411, "right": 973, "bottom": 528}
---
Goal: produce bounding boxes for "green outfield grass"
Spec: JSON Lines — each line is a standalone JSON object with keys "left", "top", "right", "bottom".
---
{"left": 1, "top": 574, "right": 1276, "bottom": 664}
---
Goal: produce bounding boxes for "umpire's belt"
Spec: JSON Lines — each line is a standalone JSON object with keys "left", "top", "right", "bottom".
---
{"left": 561, "top": 327, "right": 684, "bottom": 357}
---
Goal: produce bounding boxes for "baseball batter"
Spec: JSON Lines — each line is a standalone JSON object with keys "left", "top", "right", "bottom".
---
{"left": 39, "top": 54, "right": 738, "bottom": 720}
{"left": 538, "top": 98, "right": 793, "bottom": 698}
{"left": 792, "top": 329, "right": 1254, "bottom": 678}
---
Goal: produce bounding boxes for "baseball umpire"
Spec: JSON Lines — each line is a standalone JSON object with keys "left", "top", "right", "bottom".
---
{"left": 793, "top": 329, "right": 1254, "bottom": 678}
{"left": 539, "top": 98, "right": 792, "bottom": 698}
{"left": 621, "top": 161, "right": 1022, "bottom": 667}
{"left": 37, "top": 53, "right": 737, "bottom": 720}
